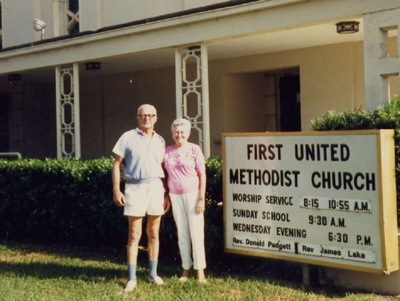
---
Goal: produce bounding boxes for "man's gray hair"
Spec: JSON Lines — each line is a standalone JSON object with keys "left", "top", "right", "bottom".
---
{"left": 137, "top": 104, "right": 157, "bottom": 116}
{"left": 171, "top": 118, "right": 191, "bottom": 132}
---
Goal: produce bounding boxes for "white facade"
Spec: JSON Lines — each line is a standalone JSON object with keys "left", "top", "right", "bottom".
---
{"left": 1, "top": 0, "right": 232, "bottom": 48}
{"left": 1, "top": 0, "right": 400, "bottom": 294}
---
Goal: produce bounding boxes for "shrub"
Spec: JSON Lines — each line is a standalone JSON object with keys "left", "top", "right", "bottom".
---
{"left": 311, "top": 108, "right": 373, "bottom": 131}
{"left": 0, "top": 157, "right": 124, "bottom": 246}
{"left": 0, "top": 156, "right": 224, "bottom": 259}
{"left": 312, "top": 96, "right": 400, "bottom": 225}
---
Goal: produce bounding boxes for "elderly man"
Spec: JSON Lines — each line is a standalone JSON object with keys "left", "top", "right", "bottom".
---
{"left": 112, "top": 104, "right": 170, "bottom": 292}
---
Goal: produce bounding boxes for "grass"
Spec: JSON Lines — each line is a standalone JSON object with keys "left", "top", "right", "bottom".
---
{"left": 0, "top": 243, "right": 398, "bottom": 301}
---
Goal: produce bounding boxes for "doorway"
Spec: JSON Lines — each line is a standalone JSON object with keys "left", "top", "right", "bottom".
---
{"left": 280, "top": 74, "right": 301, "bottom": 131}
{"left": 264, "top": 69, "right": 301, "bottom": 132}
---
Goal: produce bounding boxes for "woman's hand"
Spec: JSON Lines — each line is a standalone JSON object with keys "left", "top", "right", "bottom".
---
{"left": 196, "top": 197, "right": 205, "bottom": 214}
{"left": 164, "top": 193, "right": 171, "bottom": 212}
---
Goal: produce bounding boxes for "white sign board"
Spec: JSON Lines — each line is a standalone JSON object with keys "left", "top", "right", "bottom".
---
{"left": 223, "top": 130, "right": 398, "bottom": 273}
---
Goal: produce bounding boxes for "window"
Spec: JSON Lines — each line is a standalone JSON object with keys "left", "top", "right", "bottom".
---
{"left": 67, "top": 0, "right": 79, "bottom": 35}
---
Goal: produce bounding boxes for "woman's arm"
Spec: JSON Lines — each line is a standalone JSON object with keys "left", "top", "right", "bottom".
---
{"left": 196, "top": 172, "right": 206, "bottom": 214}
{"left": 161, "top": 162, "right": 171, "bottom": 212}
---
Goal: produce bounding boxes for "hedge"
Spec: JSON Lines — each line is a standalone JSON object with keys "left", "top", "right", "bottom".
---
{"left": 312, "top": 96, "right": 400, "bottom": 226}
{"left": 0, "top": 156, "right": 224, "bottom": 260}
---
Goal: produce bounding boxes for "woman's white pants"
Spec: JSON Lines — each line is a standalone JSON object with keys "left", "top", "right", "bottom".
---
{"left": 170, "top": 191, "right": 206, "bottom": 270}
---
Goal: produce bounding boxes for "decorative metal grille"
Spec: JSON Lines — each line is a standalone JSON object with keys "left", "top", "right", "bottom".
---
{"left": 55, "top": 64, "right": 81, "bottom": 158}
{"left": 175, "top": 44, "right": 210, "bottom": 157}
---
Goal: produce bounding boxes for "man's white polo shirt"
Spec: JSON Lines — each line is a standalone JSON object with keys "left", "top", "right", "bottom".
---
{"left": 112, "top": 128, "right": 165, "bottom": 183}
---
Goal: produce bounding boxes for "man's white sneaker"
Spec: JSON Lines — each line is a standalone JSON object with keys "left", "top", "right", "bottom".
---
{"left": 149, "top": 276, "right": 164, "bottom": 285}
{"left": 124, "top": 280, "right": 137, "bottom": 292}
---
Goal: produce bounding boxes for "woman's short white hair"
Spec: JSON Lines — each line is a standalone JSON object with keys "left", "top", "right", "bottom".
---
{"left": 171, "top": 118, "right": 191, "bottom": 132}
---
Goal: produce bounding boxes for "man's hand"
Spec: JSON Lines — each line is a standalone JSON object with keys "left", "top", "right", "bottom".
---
{"left": 163, "top": 194, "right": 171, "bottom": 212}
{"left": 113, "top": 189, "right": 126, "bottom": 207}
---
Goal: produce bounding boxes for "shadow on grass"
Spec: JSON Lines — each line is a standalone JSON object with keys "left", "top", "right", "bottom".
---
{"left": 205, "top": 254, "right": 359, "bottom": 299}
{"left": 208, "top": 252, "right": 303, "bottom": 281}
{"left": 0, "top": 242, "right": 169, "bottom": 282}
{"left": 0, "top": 242, "right": 383, "bottom": 299}
{"left": 0, "top": 261, "right": 125, "bottom": 282}
{"left": 0, "top": 253, "right": 169, "bottom": 283}
{"left": 1, "top": 242, "right": 303, "bottom": 283}
{"left": 1, "top": 242, "right": 127, "bottom": 264}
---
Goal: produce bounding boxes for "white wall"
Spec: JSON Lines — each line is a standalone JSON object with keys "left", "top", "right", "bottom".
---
{"left": 2, "top": 0, "right": 54, "bottom": 48}
{"left": 2, "top": 0, "right": 36, "bottom": 47}
{"left": 2, "top": 0, "right": 237, "bottom": 47}
{"left": 78, "top": 0, "right": 231, "bottom": 32}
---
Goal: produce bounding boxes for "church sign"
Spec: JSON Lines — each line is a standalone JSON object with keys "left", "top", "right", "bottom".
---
{"left": 223, "top": 130, "right": 398, "bottom": 273}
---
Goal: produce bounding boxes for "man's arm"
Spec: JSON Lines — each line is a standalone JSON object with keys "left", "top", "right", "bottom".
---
{"left": 112, "top": 155, "right": 126, "bottom": 207}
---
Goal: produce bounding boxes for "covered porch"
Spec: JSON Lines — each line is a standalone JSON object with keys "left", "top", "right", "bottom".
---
{"left": 0, "top": 0, "right": 399, "bottom": 159}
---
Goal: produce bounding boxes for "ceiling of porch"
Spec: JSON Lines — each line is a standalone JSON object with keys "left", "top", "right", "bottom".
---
{"left": 1, "top": 17, "right": 364, "bottom": 82}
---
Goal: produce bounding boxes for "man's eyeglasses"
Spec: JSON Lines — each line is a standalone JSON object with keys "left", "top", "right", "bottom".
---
{"left": 138, "top": 114, "right": 157, "bottom": 119}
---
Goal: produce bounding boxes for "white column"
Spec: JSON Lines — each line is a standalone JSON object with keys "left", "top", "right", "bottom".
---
{"left": 175, "top": 48, "right": 183, "bottom": 119}
{"left": 55, "top": 66, "right": 62, "bottom": 158}
{"left": 73, "top": 63, "right": 81, "bottom": 158}
{"left": 200, "top": 44, "right": 210, "bottom": 158}
{"left": 55, "top": 64, "right": 81, "bottom": 158}
{"left": 53, "top": 0, "right": 68, "bottom": 37}
{"left": 175, "top": 43, "right": 211, "bottom": 158}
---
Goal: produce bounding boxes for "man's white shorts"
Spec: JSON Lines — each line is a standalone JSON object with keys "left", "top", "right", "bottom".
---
{"left": 124, "top": 179, "right": 165, "bottom": 217}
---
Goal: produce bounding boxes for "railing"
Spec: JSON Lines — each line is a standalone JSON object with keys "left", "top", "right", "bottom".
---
{"left": 0, "top": 152, "right": 22, "bottom": 159}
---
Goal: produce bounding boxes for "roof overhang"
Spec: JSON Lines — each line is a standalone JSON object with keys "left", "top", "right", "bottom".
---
{"left": 0, "top": 0, "right": 398, "bottom": 81}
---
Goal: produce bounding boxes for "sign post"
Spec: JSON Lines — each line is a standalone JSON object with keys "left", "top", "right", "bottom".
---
{"left": 223, "top": 130, "right": 398, "bottom": 274}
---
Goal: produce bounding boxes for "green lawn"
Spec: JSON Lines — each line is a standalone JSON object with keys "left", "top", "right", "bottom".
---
{"left": 0, "top": 243, "right": 396, "bottom": 301}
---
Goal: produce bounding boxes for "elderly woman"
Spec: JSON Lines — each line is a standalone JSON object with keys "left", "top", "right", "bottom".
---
{"left": 163, "top": 118, "right": 207, "bottom": 283}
